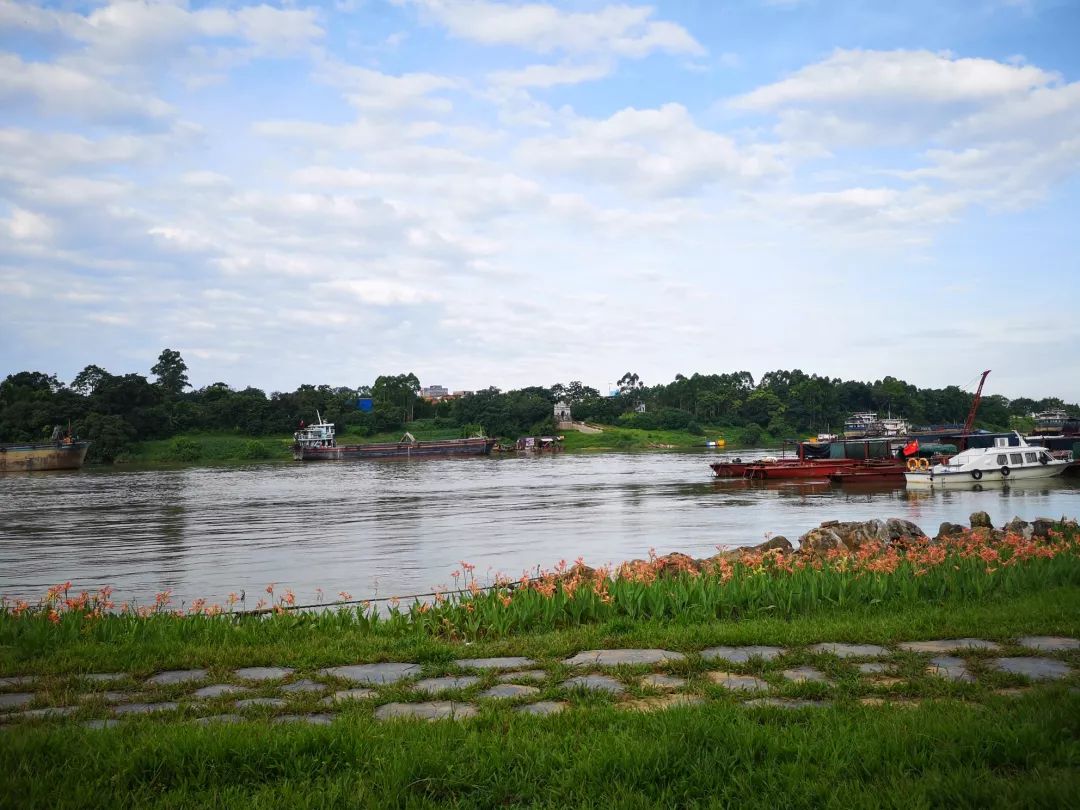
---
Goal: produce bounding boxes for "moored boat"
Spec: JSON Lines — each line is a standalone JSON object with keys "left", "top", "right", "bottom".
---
{"left": 292, "top": 414, "right": 496, "bottom": 461}
{"left": 905, "top": 433, "right": 1069, "bottom": 487}
{"left": 0, "top": 434, "right": 90, "bottom": 473}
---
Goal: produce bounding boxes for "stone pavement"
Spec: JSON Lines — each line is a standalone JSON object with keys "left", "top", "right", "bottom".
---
{"left": 0, "top": 639, "right": 1075, "bottom": 730}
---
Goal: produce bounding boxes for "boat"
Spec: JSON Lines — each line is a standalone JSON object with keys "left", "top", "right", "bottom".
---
{"left": 827, "top": 460, "right": 908, "bottom": 485}
{"left": 1031, "top": 410, "right": 1079, "bottom": 436}
{"left": 0, "top": 427, "right": 90, "bottom": 472}
{"left": 843, "top": 412, "right": 878, "bottom": 439}
{"left": 292, "top": 414, "right": 496, "bottom": 461}
{"left": 743, "top": 458, "right": 866, "bottom": 480}
{"left": 710, "top": 458, "right": 751, "bottom": 478}
{"left": 904, "top": 433, "right": 1069, "bottom": 487}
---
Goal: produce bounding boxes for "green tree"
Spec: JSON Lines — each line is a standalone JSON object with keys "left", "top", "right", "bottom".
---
{"left": 372, "top": 373, "right": 421, "bottom": 422}
{"left": 151, "top": 349, "right": 190, "bottom": 396}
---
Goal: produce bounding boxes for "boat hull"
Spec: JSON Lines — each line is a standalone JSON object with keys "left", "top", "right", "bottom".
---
{"left": 744, "top": 459, "right": 863, "bottom": 480}
{"left": 905, "top": 463, "right": 1068, "bottom": 487}
{"left": 294, "top": 437, "right": 497, "bottom": 461}
{"left": 0, "top": 441, "right": 90, "bottom": 472}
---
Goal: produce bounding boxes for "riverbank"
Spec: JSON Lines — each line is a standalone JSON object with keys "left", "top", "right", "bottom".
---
{"left": 116, "top": 421, "right": 771, "bottom": 465}
{"left": 3, "top": 517, "right": 1078, "bottom": 807}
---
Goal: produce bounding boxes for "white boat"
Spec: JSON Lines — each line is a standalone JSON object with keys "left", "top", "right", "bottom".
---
{"left": 905, "top": 433, "right": 1069, "bottom": 487}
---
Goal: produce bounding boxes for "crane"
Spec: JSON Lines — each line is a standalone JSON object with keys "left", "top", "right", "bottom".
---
{"left": 960, "top": 370, "right": 991, "bottom": 447}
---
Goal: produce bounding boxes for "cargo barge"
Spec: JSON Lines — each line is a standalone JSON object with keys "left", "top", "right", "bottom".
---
{"left": 292, "top": 415, "right": 496, "bottom": 461}
{"left": 0, "top": 437, "right": 90, "bottom": 472}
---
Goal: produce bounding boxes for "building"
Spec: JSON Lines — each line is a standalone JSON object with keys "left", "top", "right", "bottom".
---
{"left": 554, "top": 401, "right": 572, "bottom": 421}
{"left": 421, "top": 384, "right": 450, "bottom": 400}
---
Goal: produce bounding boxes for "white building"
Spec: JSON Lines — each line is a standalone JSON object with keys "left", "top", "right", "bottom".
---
{"left": 554, "top": 401, "right": 572, "bottom": 421}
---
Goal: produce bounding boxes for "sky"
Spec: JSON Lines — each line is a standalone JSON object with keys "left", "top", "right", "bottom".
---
{"left": 1, "top": 0, "right": 1078, "bottom": 402}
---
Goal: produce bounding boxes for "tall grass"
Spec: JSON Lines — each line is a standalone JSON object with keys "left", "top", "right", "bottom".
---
{"left": 4, "top": 526, "right": 1078, "bottom": 651}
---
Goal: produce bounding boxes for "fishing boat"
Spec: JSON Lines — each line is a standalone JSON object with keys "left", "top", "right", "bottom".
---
{"left": 904, "top": 433, "right": 1069, "bottom": 487}
{"left": 292, "top": 414, "right": 496, "bottom": 461}
{"left": 0, "top": 428, "right": 90, "bottom": 473}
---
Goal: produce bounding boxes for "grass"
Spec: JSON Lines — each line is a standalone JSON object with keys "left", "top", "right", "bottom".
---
{"left": 117, "top": 420, "right": 781, "bottom": 466}
{"left": 2, "top": 589, "right": 1078, "bottom": 808}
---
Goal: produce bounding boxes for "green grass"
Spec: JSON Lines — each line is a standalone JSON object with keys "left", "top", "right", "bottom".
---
{"left": 123, "top": 433, "right": 294, "bottom": 464}
{"left": 2, "top": 589, "right": 1079, "bottom": 808}
{"left": 558, "top": 424, "right": 775, "bottom": 451}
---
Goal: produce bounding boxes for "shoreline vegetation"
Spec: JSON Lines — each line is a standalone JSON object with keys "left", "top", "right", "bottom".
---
{"left": 2, "top": 515, "right": 1079, "bottom": 808}
{"left": 6, "top": 350, "right": 1077, "bottom": 466}
{"left": 117, "top": 420, "right": 770, "bottom": 465}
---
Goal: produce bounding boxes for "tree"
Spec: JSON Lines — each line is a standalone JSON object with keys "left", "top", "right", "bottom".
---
{"left": 71, "top": 365, "right": 111, "bottom": 396}
{"left": 372, "top": 373, "right": 421, "bottom": 422}
{"left": 151, "top": 349, "right": 190, "bottom": 396}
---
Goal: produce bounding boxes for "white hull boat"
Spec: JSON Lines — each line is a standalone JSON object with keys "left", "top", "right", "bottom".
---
{"left": 905, "top": 433, "right": 1069, "bottom": 488}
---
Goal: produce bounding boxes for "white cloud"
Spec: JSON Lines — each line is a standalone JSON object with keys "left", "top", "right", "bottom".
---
{"left": 406, "top": 0, "right": 704, "bottom": 58}
{"left": 732, "top": 48, "right": 1055, "bottom": 110}
{"left": 3, "top": 207, "right": 54, "bottom": 241}
{"left": 317, "top": 279, "right": 440, "bottom": 305}
{"left": 488, "top": 61, "right": 612, "bottom": 89}
{"left": 314, "top": 59, "right": 460, "bottom": 113}
{"left": 0, "top": 52, "right": 173, "bottom": 124}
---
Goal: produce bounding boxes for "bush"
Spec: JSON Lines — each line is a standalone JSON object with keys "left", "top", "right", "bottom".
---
{"left": 169, "top": 437, "right": 202, "bottom": 462}
{"left": 687, "top": 420, "right": 704, "bottom": 435}
{"left": 239, "top": 439, "right": 271, "bottom": 460}
{"left": 740, "top": 424, "right": 764, "bottom": 447}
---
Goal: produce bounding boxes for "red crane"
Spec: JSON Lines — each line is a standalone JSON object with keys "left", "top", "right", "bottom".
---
{"left": 961, "top": 370, "right": 991, "bottom": 446}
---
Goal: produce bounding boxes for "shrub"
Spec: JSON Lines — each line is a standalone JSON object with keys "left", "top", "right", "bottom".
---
{"left": 169, "top": 437, "right": 202, "bottom": 462}
{"left": 239, "top": 440, "right": 271, "bottom": 460}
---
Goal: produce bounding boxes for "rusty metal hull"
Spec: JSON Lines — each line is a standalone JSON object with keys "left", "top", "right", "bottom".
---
{"left": 0, "top": 441, "right": 90, "bottom": 472}
{"left": 294, "top": 437, "right": 496, "bottom": 461}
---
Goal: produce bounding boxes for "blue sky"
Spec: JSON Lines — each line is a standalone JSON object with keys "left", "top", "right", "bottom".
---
{"left": 1, "top": 0, "right": 1078, "bottom": 401}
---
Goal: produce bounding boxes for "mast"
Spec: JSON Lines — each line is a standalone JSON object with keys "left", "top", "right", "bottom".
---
{"left": 960, "top": 370, "right": 991, "bottom": 448}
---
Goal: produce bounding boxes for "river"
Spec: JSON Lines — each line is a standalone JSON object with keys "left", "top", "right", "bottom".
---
{"left": 3, "top": 451, "right": 1079, "bottom": 608}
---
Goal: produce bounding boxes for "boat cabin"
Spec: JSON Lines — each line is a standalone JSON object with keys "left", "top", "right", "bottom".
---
{"left": 294, "top": 414, "right": 336, "bottom": 448}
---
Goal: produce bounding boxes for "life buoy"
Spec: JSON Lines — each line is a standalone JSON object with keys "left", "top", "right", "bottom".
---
{"left": 971, "top": 469, "right": 982, "bottom": 481}
{"left": 917, "top": 458, "right": 930, "bottom": 471}
{"left": 906, "top": 458, "right": 919, "bottom": 472}
{"left": 1000, "top": 466, "right": 1010, "bottom": 477}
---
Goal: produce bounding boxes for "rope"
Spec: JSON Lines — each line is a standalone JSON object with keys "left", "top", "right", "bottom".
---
{"left": 233, "top": 573, "right": 549, "bottom": 617}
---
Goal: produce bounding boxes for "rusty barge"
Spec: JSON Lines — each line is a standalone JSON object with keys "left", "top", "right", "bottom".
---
{"left": 0, "top": 439, "right": 90, "bottom": 472}
{"left": 292, "top": 414, "right": 496, "bottom": 461}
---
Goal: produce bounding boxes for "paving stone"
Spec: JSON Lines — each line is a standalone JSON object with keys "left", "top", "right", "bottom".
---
{"left": 781, "top": 667, "right": 832, "bottom": 684}
{"left": 236, "top": 698, "right": 287, "bottom": 709}
{"left": 514, "top": 701, "right": 566, "bottom": 716}
{"left": 858, "top": 697, "right": 921, "bottom": 708}
{"left": 641, "top": 674, "right": 686, "bottom": 690}
{"left": 193, "top": 684, "right": 247, "bottom": 699}
{"left": 927, "top": 656, "right": 975, "bottom": 683}
{"left": 414, "top": 676, "right": 481, "bottom": 695}
{"left": 561, "top": 674, "right": 625, "bottom": 694}
{"left": 898, "top": 639, "right": 1002, "bottom": 653}
{"left": 0, "top": 692, "right": 35, "bottom": 710}
{"left": 374, "top": 701, "right": 478, "bottom": 721}
{"left": 700, "top": 646, "right": 785, "bottom": 664}
{"left": 17, "top": 706, "right": 78, "bottom": 719}
{"left": 193, "top": 714, "right": 244, "bottom": 725}
{"left": 866, "top": 676, "right": 906, "bottom": 688}
{"left": 480, "top": 684, "right": 540, "bottom": 700}
{"left": 563, "top": 649, "right": 685, "bottom": 667}
{"left": 114, "top": 701, "right": 180, "bottom": 715}
{"left": 809, "top": 643, "right": 889, "bottom": 658}
{"left": 625, "top": 695, "right": 705, "bottom": 712}
{"left": 707, "top": 672, "right": 770, "bottom": 692}
{"left": 320, "top": 663, "right": 420, "bottom": 685}
{"left": 496, "top": 670, "right": 547, "bottom": 683}
{"left": 322, "top": 689, "right": 376, "bottom": 705}
{"left": 1016, "top": 636, "right": 1080, "bottom": 653}
{"left": 744, "top": 698, "right": 830, "bottom": 709}
{"left": 454, "top": 657, "right": 536, "bottom": 670}
{"left": 991, "top": 657, "right": 1071, "bottom": 681}
{"left": 79, "top": 673, "right": 128, "bottom": 684}
{"left": 0, "top": 676, "right": 35, "bottom": 689}
{"left": 80, "top": 691, "right": 129, "bottom": 703}
{"left": 83, "top": 719, "right": 121, "bottom": 730}
{"left": 146, "top": 669, "right": 207, "bottom": 686}
{"left": 273, "top": 714, "right": 335, "bottom": 725}
{"left": 234, "top": 666, "right": 295, "bottom": 682}
{"left": 280, "top": 679, "right": 326, "bottom": 694}
{"left": 857, "top": 662, "right": 890, "bottom": 674}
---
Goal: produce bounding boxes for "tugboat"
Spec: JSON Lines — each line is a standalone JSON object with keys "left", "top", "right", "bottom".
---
{"left": 904, "top": 433, "right": 1068, "bottom": 487}
{"left": 292, "top": 413, "right": 496, "bottom": 461}
{"left": 0, "top": 425, "right": 90, "bottom": 472}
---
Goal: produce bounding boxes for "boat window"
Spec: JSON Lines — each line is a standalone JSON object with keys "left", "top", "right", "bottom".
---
{"left": 1024, "top": 452, "right": 1037, "bottom": 463}
{"left": 996, "top": 454, "right": 1007, "bottom": 465}
{"left": 1041, "top": 452, "right": 1054, "bottom": 462}
{"left": 1009, "top": 453, "right": 1023, "bottom": 465}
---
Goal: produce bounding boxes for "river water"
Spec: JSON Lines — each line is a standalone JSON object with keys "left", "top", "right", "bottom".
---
{"left": 3, "top": 451, "right": 1079, "bottom": 607}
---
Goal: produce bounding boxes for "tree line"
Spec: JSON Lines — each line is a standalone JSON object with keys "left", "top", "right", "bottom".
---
{"left": 1, "top": 351, "right": 1076, "bottom": 462}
